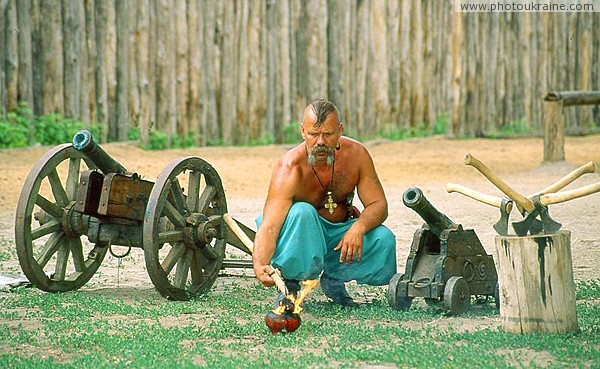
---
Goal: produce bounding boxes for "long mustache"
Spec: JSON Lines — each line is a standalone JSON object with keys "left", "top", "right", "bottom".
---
{"left": 308, "top": 145, "right": 335, "bottom": 166}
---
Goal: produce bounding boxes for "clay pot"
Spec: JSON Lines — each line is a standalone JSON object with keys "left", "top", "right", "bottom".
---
{"left": 264, "top": 310, "right": 301, "bottom": 334}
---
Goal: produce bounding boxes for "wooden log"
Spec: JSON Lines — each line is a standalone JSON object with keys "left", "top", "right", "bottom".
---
{"left": 115, "top": 0, "right": 129, "bottom": 141}
{"left": 495, "top": 231, "right": 578, "bottom": 334}
{"left": 543, "top": 96, "right": 565, "bottom": 162}
{"left": 17, "top": 0, "right": 33, "bottom": 108}
{"left": 544, "top": 91, "right": 600, "bottom": 106}
{"left": 63, "top": 0, "right": 82, "bottom": 118}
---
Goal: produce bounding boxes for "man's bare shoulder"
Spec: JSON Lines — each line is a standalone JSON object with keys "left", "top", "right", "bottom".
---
{"left": 272, "top": 144, "right": 306, "bottom": 177}
{"left": 339, "top": 136, "right": 372, "bottom": 159}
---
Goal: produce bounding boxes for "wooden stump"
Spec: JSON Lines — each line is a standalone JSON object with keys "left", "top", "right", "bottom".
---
{"left": 495, "top": 231, "right": 578, "bottom": 334}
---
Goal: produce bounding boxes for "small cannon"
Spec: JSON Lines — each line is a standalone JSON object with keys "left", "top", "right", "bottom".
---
{"left": 15, "top": 130, "right": 256, "bottom": 300}
{"left": 387, "top": 187, "right": 498, "bottom": 315}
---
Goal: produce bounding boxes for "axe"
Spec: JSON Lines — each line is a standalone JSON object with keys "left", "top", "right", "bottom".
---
{"left": 513, "top": 182, "right": 600, "bottom": 236}
{"left": 446, "top": 182, "right": 513, "bottom": 236}
{"left": 464, "top": 154, "right": 559, "bottom": 236}
{"left": 515, "top": 161, "right": 596, "bottom": 215}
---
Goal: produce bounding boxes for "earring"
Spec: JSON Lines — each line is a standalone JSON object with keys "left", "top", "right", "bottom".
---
{"left": 336, "top": 141, "right": 341, "bottom": 150}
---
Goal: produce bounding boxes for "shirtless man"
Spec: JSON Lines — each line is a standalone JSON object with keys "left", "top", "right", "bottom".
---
{"left": 252, "top": 99, "right": 397, "bottom": 307}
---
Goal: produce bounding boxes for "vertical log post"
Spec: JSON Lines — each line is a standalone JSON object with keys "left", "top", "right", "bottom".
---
{"left": 543, "top": 91, "right": 600, "bottom": 162}
{"left": 495, "top": 231, "right": 578, "bottom": 334}
{"left": 543, "top": 93, "right": 565, "bottom": 162}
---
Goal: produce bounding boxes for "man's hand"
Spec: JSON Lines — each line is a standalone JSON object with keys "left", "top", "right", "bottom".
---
{"left": 334, "top": 224, "right": 365, "bottom": 264}
{"left": 254, "top": 264, "right": 278, "bottom": 287}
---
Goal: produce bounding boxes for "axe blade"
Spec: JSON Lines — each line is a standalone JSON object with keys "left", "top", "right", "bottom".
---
{"left": 492, "top": 197, "right": 512, "bottom": 236}
{"left": 512, "top": 198, "right": 561, "bottom": 236}
{"left": 512, "top": 211, "right": 539, "bottom": 236}
{"left": 538, "top": 206, "right": 562, "bottom": 234}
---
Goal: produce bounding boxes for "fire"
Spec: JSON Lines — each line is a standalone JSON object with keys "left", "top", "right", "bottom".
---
{"left": 293, "top": 279, "right": 319, "bottom": 314}
{"left": 271, "top": 279, "right": 320, "bottom": 315}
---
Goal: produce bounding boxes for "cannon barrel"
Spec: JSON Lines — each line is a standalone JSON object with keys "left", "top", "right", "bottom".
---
{"left": 72, "top": 130, "right": 127, "bottom": 175}
{"left": 403, "top": 187, "right": 456, "bottom": 236}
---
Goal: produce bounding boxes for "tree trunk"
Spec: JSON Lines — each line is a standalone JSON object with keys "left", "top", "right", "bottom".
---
{"left": 5, "top": 0, "right": 19, "bottom": 111}
{"left": 495, "top": 231, "right": 578, "bottom": 334}
{"left": 235, "top": 0, "right": 250, "bottom": 144}
{"left": 94, "top": 0, "right": 108, "bottom": 142}
{"left": 219, "top": 0, "right": 236, "bottom": 145}
{"left": 105, "top": 0, "right": 117, "bottom": 140}
{"left": 0, "top": 0, "right": 6, "bottom": 118}
{"left": 134, "top": 0, "right": 152, "bottom": 144}
{"left": 115, "top": 0, "right": 129, "bottom": 141}
{"left": 352, "top": 0, "right": 370, "bottom": 135}
{"left": 79, "top": 0, "right": 91, "bottom": 125}
{"left": 578, "top": 13, "right": 591, "bottom": 134}
{"left": 62, "top": 0, "right": 82, "bottom": 118}
{"left": 187, "top": 0, "right": 201, "bottom": 144}
{"left": 175, "top": 0, "right": 189, "bottom": 139}
{"left": 327, "top": 0, "right": 345, "bottom": 118}
{"left": 154, "top": 0, "right": 176, "bottom": 143}
{"left": 40, "top": 0, "right": 63, "bottom": 115}
{"left": 246, "top": 0, "right": 266, "bottom": 141}
{"left": 17, "top": 0, "right": 33, "bottom": 108}
{"left": 385, "top": 0, "right": 400, "bottom": 127}
{"left": 199, "top": 0, "right": 218, "bottom": 145}
{"left": 267, "top": 1, "right": 292, "bottom": 141}
{"left": 451, "top": 11, "right": 462, "bottom": 137}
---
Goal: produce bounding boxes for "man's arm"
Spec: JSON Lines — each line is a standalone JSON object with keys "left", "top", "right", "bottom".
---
{"left": 334, "top": 145, "right": 388, "bottom": 264}
{"left": 252, "top": 159, "right": 299, "bottom": 287}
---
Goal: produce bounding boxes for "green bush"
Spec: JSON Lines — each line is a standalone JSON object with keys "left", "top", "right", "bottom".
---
{"left": 432, "top": 112, "right": 449, "bottom": 135}
{"left": 0, "top": 103, "right": 105, "bottom": 148}
{"left": 0, "top": 102, "right": 34, "bottom": 148}
{"left": 171, "top": 133, "right": 196, "bottom": 149}
{"left": 141, "top": 129, "right": 169, "bottom": 150}
{"left": 33, "top": 113, "right": 87, "bottom": 146}
{"left": 283, "top": 121, "right": 300, "bottom": 144}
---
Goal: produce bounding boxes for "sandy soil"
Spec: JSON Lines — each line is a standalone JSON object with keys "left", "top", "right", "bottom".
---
{"left": 0, "top": 135, "right": 599, "bottom": 320}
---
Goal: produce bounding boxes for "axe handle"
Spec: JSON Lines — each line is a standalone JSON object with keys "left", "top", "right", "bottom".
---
{"left": 531, "top": 161, "right": 596, "bottom": 197}
{"left": 464, "top": 153, "right": 535, "bottom": 212}
{"left": 540, "top": 182, "right": 600, "bottom": 205}
{"left": 223, "top": 213, "right": 288, "bottom": 295}
{"left": 446, "top": 182, "right": 503, "bottom": 208}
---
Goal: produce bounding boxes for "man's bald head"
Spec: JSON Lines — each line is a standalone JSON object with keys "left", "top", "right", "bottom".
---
{"left": 303, "top": 99, "right": 340, "bottom": 127}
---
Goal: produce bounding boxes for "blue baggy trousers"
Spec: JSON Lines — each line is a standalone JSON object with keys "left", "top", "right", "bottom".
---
{"left": 256, "top": 202, "right": 397, "bottom": 285}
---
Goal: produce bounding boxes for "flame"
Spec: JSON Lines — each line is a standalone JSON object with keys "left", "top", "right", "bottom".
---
{"left": 293, "top": 279, "right": 319, "bottom": 314}
{"left": 270, "top": 279, "right": 320, "bottom": 316}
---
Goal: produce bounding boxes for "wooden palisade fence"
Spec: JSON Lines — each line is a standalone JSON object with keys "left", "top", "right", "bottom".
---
{"left": 1, "top": 1, "right": 599, "bottom": 145}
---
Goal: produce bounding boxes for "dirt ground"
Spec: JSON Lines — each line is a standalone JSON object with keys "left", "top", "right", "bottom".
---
{"left": 0, "top": 135, "right": 599, "bottom": 323}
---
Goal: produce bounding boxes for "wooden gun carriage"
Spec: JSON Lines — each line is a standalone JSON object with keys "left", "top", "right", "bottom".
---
{"left": 15, "top": 130, "right": 256, "bottom": 300}
{"left": 387, "top": 187, "right": 499, "bottom": 314}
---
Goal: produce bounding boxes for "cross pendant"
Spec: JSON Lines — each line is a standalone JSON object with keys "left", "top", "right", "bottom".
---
{"left": 324, "top": 191, "right": 337, "bottom": 214}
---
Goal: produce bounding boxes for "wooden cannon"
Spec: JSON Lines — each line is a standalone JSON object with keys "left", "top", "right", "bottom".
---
{"left": 15, "top": 130, "right": 257, "bottom": 300}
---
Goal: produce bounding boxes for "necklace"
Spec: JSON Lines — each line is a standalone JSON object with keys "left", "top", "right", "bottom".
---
{"left": 310, "top": 160, "right": 336, "bottom": 214}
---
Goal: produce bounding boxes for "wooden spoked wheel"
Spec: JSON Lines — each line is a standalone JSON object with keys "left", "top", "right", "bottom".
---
{"left": 143, "top": 157, "right": 227, "bottom": 301}
{"left": 15, "top": 144, "right": 108, "bottom": 292}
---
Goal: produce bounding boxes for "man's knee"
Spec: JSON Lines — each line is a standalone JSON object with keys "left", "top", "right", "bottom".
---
{"left": 286, "top": 202, "right": 318, "bottom": 221}
{"left": 371, "top": 225, "right": 396, "bottom": 252}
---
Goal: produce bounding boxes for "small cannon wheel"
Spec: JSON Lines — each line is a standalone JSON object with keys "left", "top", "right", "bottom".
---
{"left": 387, "top": 273, "right": 413, "bottom": 311}
{"left": 144, "top": 157, "right": 227, "bottom": 301}
{"left": 443, "top": 276, "right": 471, "bottom": 315}
{"left": 15, "top": 144, "right": 108, "bottom": 292}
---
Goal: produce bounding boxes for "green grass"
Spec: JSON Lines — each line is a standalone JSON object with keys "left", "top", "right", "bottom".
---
{"left": 0, "top": 279, "right": 598, "bottom": 368}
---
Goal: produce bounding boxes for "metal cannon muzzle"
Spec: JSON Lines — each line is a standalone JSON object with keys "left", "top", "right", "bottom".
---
{"left": 72, "top": 130, "right": 127, "bottom": 175}
{"left": 403, "top": 187, "right": 456, "bottom": 237}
